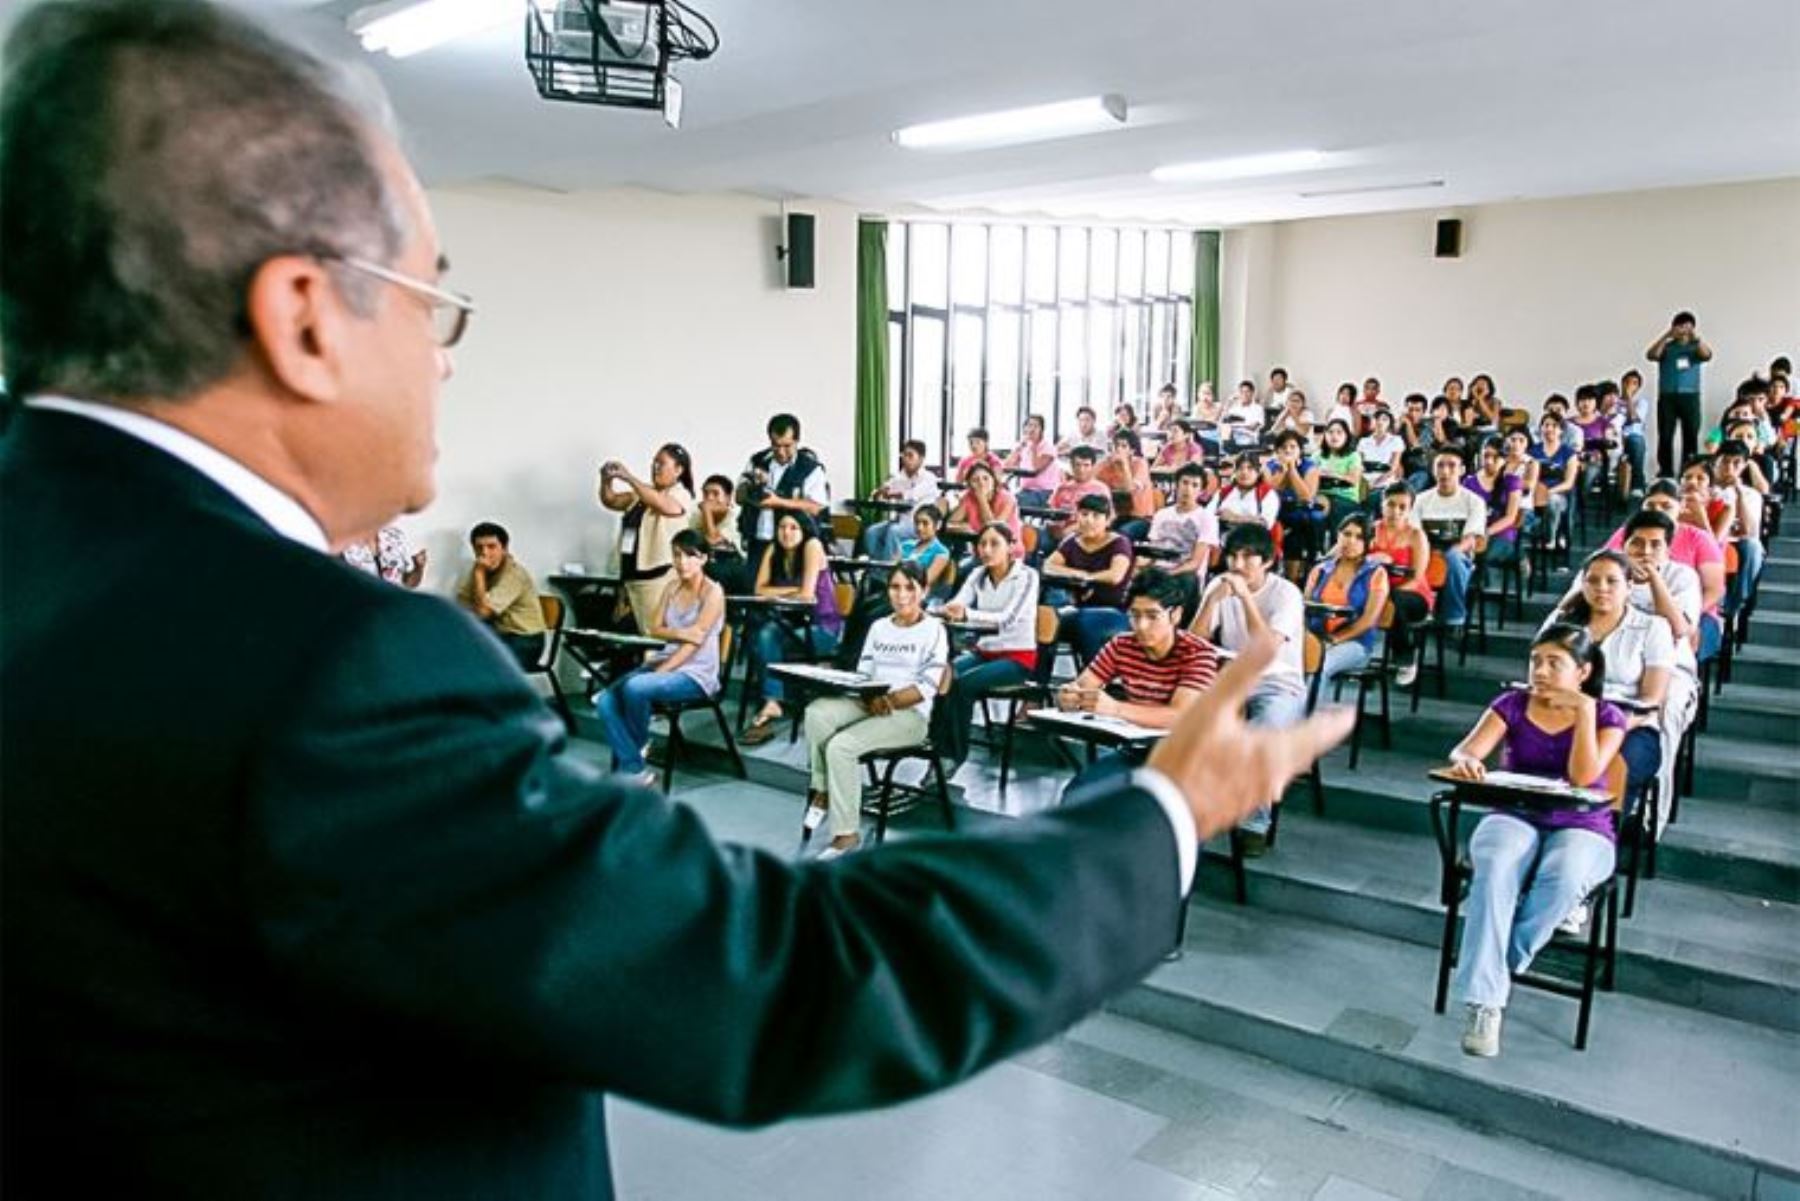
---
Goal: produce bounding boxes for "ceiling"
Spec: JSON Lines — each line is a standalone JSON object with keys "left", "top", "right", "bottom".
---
{"left": 15, "top": 0, "right": 1800, "bottom": 224}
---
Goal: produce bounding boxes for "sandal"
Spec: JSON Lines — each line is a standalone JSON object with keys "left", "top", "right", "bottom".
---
{"left": 739, "top": 714, "right": 781, "bottom": 745}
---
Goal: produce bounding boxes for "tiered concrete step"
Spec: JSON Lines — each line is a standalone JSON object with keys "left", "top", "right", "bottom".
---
{"left": 1192, "top": 808, "right": 1800, "bottom": 1034}
{"left": 1110, "top": 902, "right": 1800, "bottom": 1200}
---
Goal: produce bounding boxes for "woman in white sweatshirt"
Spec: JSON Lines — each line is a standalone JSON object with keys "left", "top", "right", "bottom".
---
{"left": 801, "top": 561, "right": 950, "bottom": 859}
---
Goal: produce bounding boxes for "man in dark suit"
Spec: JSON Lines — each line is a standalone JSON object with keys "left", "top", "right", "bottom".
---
{"left": 0, "top": 4, "right": 1352, "bottom": 1198}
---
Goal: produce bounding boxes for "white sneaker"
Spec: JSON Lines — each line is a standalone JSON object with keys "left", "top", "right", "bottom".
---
{"left": 1557, "top": 901, "right": 1591, "bottom": 937}
{"left": 1461, "top": 1004, "right": 1503, "bottom": 1057}
{"left": 816, "top": 838, "right": 860, "bottom": 862}
{"left": 631, "top": 769, "right": 659, "bottom": 790}
{"left": 1395, "top": 661, "right": 1419, "bottom": 688}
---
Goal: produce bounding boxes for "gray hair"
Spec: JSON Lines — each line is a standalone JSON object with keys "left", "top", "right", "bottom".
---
{"left": 0, "top": 0, "right": 409, "bottom": 401}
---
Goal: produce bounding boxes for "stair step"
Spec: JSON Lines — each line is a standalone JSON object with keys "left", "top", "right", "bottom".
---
{"left": 1309, "top": 746, "right": 1799, "bottom": 901}
{"left": 1111, "top": 903, "right": 1800, "bottom": 1199}
{"left": 1200, "top": 810, "right": 1800, "bottom": 1033}
{"left": 1761, "top": 555, "right": 1800, "bottom": 586}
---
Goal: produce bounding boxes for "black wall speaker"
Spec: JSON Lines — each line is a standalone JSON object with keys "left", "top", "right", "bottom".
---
{"left": 1434, "top": 217, "right": 1463, "bottom": 259}
{"left": 784, "top": 213, "right": 816, "bottom": 289}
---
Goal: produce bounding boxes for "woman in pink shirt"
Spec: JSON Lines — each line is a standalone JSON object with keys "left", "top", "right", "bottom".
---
{"left": 1003, "top": 413, "right": 1062, "bottom": 506}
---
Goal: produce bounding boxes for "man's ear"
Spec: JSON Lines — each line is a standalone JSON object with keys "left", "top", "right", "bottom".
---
{"left": 244, "top": 256, "right": 353, "bottom": 403}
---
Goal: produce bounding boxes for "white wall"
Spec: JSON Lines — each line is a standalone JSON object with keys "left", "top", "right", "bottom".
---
{"left": 405, "top": 184, "right": 859, "bottom": 592}
{"left": 1252, "top": 178, "right": 1800, "bottom": 419}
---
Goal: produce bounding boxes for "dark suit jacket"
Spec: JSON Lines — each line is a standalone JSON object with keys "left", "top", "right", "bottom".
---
{"left": 1, "top": 408, "right": 1182, "bottom": 1199}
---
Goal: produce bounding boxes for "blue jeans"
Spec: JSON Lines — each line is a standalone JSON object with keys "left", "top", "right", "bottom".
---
{"left": 861, "top": 519, "right": 904, "bottom": 560}
{"left": 1620, "top": 725, "right": 1662, "bottom": 794}
{"left": 1241, "top": 684, "right": 1309, "bottom": 835}
{"left": 1698, "top": 612, "right": 1723, "bottom": 662}
{"left": 595, "top": 668, "right": 708, "bottom": 774}
{"left": 1454, "top": 815, "right": 1615, "bottom": 1009}
{"left": 1622, "top": 430, "right": 1647, "bottom": 490}
{"left": 1317, "top": 638, "right": 1373, "bottom": 704}
{"left": 753, "top": 621, "right": 841, "bottom": 701}
{"left": 1439, "top": 547, "right": 1475, "bottom": 626}
{"left": 1016, "top": 488, "right": 1052, "bottom": 509}
{"left": 952, "top": 651, "right": 1029, "bottom": 697}
{"left": 1727, "top": 537, "right": 1766, "bottom": 614}
{"left": 1541, "top": 492, "right": 1570, "bottom": 544}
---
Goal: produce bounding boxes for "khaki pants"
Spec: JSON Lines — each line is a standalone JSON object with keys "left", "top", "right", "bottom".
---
{"left": 804, "top": 697, "right": 929, "bottom": 837}
{"left": 625, "top": 577, "right": 671, "bottom": 635}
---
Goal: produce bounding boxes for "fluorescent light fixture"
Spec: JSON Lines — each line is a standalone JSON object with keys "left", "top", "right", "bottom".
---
{"left": 1150, "top": 149, "right": 1329, "bottom": 184}
{"left": 1297, "top": 179, "right": 1445, "bottom": 199}
{"left": 893, "top": 95, "right": 1128, "bottom": 151}
{"left": 350, "top": 0, "right": 519, "bottom": 59}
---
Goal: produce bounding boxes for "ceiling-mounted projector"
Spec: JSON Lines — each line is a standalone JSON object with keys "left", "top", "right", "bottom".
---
{"left": 525, "top": 0, "right": 718, "bottom": 126}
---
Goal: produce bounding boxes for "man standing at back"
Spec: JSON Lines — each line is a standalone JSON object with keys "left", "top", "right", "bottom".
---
{"left": 0, "top": 4, "right": 1350, "bottom": 1200}
{"left": 737, "top": 410, "right": 830, "bottom": 565}
{"left": 1647, "top": 309, "right": 1712, "bottom": 477}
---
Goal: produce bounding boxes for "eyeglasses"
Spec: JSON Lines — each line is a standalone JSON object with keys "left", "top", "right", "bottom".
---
{"left": 330, "top": 255, "right": 476, "bottom": 348}
{"left": 1126, "top": 607, "right": 1170, "bottom": 625}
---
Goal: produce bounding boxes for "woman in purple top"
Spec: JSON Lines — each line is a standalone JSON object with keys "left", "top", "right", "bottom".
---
{"left": 1463, "top": 437, "right": 1523, "bottom": 571}
{"left": 741, "top": 512, "right": 844, "bottom": 744}
{"left": 1571, "top": 388, "right": 1615, "bottom": 498}
{"left": 1441, "top": 623, "right": 1627, "bottom": 1059}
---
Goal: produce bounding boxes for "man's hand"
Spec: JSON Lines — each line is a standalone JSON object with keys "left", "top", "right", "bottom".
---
{"left": 1147, "top": 633, "right": 1355, "bottom": 839}
{"left": 867, "top": 693, "right": 895, "bottom": 717}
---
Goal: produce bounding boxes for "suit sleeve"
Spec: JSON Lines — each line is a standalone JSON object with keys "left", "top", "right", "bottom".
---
{"left": 243, "top": 595, "right": 1181, "bottom": 1127}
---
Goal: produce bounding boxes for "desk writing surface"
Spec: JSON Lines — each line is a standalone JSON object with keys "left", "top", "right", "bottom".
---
{"left": 768, "top": 663, "right": 891, "bottom": 697}
{"left": 1027, "top": 709, "right": 1170, "bottom": 744}
{"left": 1427, "top": 767, "right": 1613, "bottom": 810}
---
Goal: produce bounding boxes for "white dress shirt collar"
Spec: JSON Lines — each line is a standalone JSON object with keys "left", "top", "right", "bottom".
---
{"left": 26, "top": 395, "right": 329, "bottom": 552}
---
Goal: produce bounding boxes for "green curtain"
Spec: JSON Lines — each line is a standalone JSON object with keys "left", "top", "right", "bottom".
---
{"left": 1190, "top": 230, "right": 1221, "bottom": 400}
{"left": 853, "top": 220, "right": 890, "bottom": 499}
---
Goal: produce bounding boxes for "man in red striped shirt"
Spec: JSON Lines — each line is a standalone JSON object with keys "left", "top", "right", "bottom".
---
{"left": 1058, "top": 570, "right": 1220, "bottom": 791}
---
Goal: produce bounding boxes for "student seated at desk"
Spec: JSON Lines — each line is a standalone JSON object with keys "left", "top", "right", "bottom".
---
{"left": 740, "top": 513, "right": 844, "bottom": 745}
{"left": 1605, "top": 481, "right": 1725, "bottom": 659}
{"left": 1546, "top": 551, "right": 1672, "bottom": 799}
{"left": 1264, "top": 430, "right": 1324, "bottom": 564}
{"left": 691, "top": 472, "right": 748, "bottom": 592}
{"left": 1004, "top": 413, "right": 1062, "bottom": 507}
{"left": 1531, "top": 413, "right": 1579, "bottom": 548}
{"left": 1209, "top": 452, "right": 1282, "bottom": 535}
{"left": 942, "top": 523, "right": 1040, "bottom": 704}
{"left": 1410, "top": 449, "right": 1487, "bottom": 632}
{"left": 1370, "top": 484, "right": 1434, "bottom": 687}
{"left": 1055, "top": 404, "right": 1110, "bottom": 456}
{"left": 1147, "top": 463, "right": 1222, "bottom": 622}
{"left": 1500, "top": 430, "right": 1541, "bottom": 539}
{"left": 946, "top": 461, "right": 1023, "bottom": 561}
{"left": 1058, "top": 570, "right": 1219, "bottom": 791}
{"left": 1269, "top": 389, "right": 1315, "bottom": 443}
{"left": 455, "top": 521, "right": 547, "bottom": 670}
{"left": 861, "top": 439, "right": 942, "bottom": 559}
{"left": 839, "top": 504, "right": 954, "bottom": 662}
{"left": 800, "top": 561, "right": 949, "bottom": 859}
{"left": 1097, "top": 429, "right": 1156, "bottom": 542}
{"left": 1190, "top": 523, "right": 1308, "bottom": 854}
{"left": 1152, "top": 419, "right": 1207, "bottom": 471}
{"left": 1357, "top": 407, "right": 1407, "bottom": 496}
{"left": 1465, "top": 436, "right": 1524, "bottom": 575}
{"left": 1443, "top": 624, "right": 1628, "bottom": 1059}
{"left": 953, "top": 426, "right": 1005, "bottom": 484}
{"left": 1711, "top": 439, "right": 1766, "bottom": 617}
{"left": 1303, "top": 512, "right": 1391, "bottom": 703}
{"left": 1315, "top": 419, "right": 1364, "bottom": 518}
{"left": 594, "top": 531, "right": 725, "bottom": 785}
{"left": 1043, "top": 445, "right": 1111, "bottom": 548}
{"left": 1043, "top": 494, "right": 1136, "bottom": 674}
